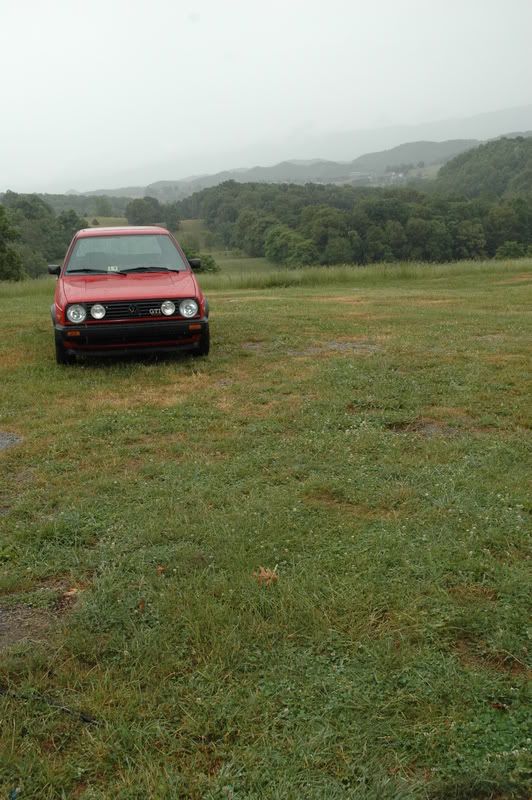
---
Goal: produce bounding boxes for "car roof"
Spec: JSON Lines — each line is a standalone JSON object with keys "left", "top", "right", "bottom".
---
{"left": 76, "top": 226, "right": 170, "bottom": 238}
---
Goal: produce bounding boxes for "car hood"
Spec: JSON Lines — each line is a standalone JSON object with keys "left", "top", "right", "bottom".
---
{"left": 61, "top": 271, "right": 198, "bottom": 304}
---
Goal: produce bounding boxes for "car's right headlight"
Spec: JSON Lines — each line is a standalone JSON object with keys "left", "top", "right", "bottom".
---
{"left": 66, "top": 304, "right": 87, "bottom": 323}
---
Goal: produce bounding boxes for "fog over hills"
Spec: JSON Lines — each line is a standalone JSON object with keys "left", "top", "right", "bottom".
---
{"left": 71, "top": 105, "right": 532, "bottom": 202}
{"left": 66, "top": 103, "right": 532, "bottom": 198}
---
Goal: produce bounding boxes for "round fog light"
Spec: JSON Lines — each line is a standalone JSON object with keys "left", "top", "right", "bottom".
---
{"left": 161, "top": 300, "right": 176, "bottom": 316}
{"left": 90, "top": 304, "right": 106, "bottom": 319}
{"left": 179, "top": 299, "right": 199, "bottom": 318}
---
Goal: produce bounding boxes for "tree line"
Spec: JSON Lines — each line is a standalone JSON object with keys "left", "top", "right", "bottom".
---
{"left": 175, "top": 179, "right": 532, "bottom": 267}
{"left": 0, "top": 191, "right": 220, "bottom": 279}
{"left": 0, "top": 192, "right": 88, "bottom": 280}
{"left": 1, "top": 137, "right": 531, "bottom": 279}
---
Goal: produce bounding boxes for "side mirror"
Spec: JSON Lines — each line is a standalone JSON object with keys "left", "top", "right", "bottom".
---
{"left": 48, "top": 264, "right": 61, "bottom": 276}
{"left": 188, "top": 258, "right": 201, "bottom": 270}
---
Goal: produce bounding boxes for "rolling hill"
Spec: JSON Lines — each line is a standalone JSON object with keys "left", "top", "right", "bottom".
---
{"left": 82, "top": 139, "right": 481, "bottom": 202}
{"left": 436, "top": 135, "right": 532, "bottom": 197}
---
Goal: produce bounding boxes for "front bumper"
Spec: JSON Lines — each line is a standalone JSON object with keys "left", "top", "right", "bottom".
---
{"left": 54, "top": 317, "right": 208, "bottom": 357}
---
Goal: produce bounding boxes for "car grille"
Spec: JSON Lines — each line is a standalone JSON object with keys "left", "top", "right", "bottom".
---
{"left": 86, "top": 300, "right": 190, "bottom": 322}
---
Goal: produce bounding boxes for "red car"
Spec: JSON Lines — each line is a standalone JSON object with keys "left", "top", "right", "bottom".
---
{"left": 49, "top": 226, "right": 209, "bottom": 364}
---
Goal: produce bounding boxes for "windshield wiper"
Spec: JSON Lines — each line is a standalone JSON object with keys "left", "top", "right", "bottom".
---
{"left": 120, "top": 266, "right": 179, "bottom": 273}
{"left": 66, "top": 267, "right": 112, "bottom": 275}
{"left": 66, "top": 268, "right": 126, "bottom": 275}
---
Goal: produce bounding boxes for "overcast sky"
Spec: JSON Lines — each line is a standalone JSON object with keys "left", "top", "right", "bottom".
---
{"left": 1, "top": 0, "right": 531, "bottom": 192}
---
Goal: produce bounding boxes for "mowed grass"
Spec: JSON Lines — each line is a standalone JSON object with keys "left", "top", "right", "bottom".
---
{"left": 88, "top": 216, "right": 128, "bottom": 227}
{"left": 0, "top": 261, "right": 531, "bottom": 798}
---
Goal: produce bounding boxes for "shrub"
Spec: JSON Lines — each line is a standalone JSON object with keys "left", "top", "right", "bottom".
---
{"left": 495, "top": 241, "right": 526, "bottom": 259}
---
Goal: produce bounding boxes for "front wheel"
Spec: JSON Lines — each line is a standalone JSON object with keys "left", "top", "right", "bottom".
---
{"left": 193, "top": 325, "right": 210, "bottom": 357}
{"left": 55, "top": 339, "right": 75, "bottom": 365}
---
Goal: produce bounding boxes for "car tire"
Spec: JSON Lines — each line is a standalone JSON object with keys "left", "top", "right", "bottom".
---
{"left": 55, "top": 340, "right": 75, "bottom": 365}
{"left": 193, "top": 325, "right": 210, "bottom": 357}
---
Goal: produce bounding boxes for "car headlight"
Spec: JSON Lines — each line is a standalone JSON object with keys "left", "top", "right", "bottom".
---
{"left": 179, "top": 299, "right": 199, "bottom": 318}
{"left": 90, "top": 304, "right": 106, "bottom": 320}
{"left": 66, "top": 304, "right": 87, "bottom": 323}
{"left": 161, "top": 300, "right": 176, "bottom": 316}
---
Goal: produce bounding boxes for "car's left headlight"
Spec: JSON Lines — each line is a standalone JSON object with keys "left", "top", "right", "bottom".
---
{"left": 179, "top": 299, "right": 199, "bottom": 318}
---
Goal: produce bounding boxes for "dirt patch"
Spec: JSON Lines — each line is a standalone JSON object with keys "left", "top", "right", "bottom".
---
{"left": 215, "top": 395, "right": 236, "bottom": 413}
{"left": 409, "top": 298, "right": 455, "bottom": 307}
{"left": 454, "top": 639, "right": 529, "bottom": 677}
{"left": 287, "top": 340, "right": 380, "bottom": 357}
{"left": 81, "top": 372, "right": 212, "bottom": 410}
{"left": 484, "top": 354, "right": 523, "bottom": 364}
{"left": 0, "top": 432, "right": 22, "bottom": 451}
{"left": 385, "top": 419, "right": 459, "bottom": 437}
{"left": 494, "top": 272, "right": 532, "bottom": 285}
{"left": 422, "top": 406, "right": 472, "bottom": 420}
{"left": 241, "top": 341, "right": 265, "bottom": 352}
{"left": 0, "top": 578, "right": 85, "bottom": 652}
{"left": 241, "top": 339, "right": 380, "bottom": 357}
{"left": 309, "top": 296, "right": 363, "bottom": 306}
{"left": 54, "top": 586, "right": 83, "bottom": 614}
{"left": 475, "top": 334, "right": 505, "bottom": 343}
{"left": 305, "top": 488, "right": 399, "bottom": 519}
{"left": 0, "top": 606, "right": 54, "bottom": 652}
{"left": 226, "top": 296, "right": 284, "bottom": 302}
{"left": 448, "top": 584, "right": 498, "bottom": 602}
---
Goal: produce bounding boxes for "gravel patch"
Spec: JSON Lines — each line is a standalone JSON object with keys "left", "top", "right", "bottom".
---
{"left": 0, "top": 606, "right": 53, "bottom": 652}
{"left": 0, "top": 432, "right": 22, "bottom": 451}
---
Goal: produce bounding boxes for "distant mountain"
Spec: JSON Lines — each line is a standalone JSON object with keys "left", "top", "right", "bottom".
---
{"left": 59, "top": 104, "right": 532, "bottom": 195}
{"left": 71, "top": 108, "right": 532, "bottom": 203}
{"left": 350, "top": 139, "right": 480, "bottom": 174}
{"left": 436, "top": 135, "right": 532, "bottom": 198}
{"left": 289, "top": 105, "right": 532, "bottom": 165}
{"left": 81, "top": 139, "right": 482, "bottom": 202}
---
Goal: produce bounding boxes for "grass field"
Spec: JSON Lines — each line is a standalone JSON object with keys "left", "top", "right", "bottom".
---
{"left": 88, "top": 216, "right": 128, "bottom": 228}
{"left": 0, "top": 259, "right": 530, "bottom": 798}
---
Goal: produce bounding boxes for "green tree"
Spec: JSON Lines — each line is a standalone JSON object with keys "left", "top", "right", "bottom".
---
{"left": 286, "top": 238, "right": 319, "bottom": 267}
{"left": 233, "top": 210, "right": 278, "bottom": 256}
{"left": 366, "top": 225, "right": 392, "bottom": 262}
{"left": 383, "top": 220, "right": 407, "bottom": 260}
{"left": 300, "top": 206, "right": 349, "bottom": 248}
{"left": 321, "top": 236, "right": 352, "bottom": 265}
{"left": 348, "top": 230, "right": 365, "bottom": 263}
{"left": 162, "top": 202, "right": 180, "bottom": 231}
{"left": 0, "top": 206, "right": 24, "bottom": 280}
{"left": 405, "top": 218, "right": 452, "bottom": 262}
{"left": 264, "top": 224, "right": 295, "bottom": 264}
{"left": 495, "top": 241, "right": 526, "bottom": 259}
{"left": 179, "top": 241, "right": 219, "bottom": 272}
{"left": 424, "top": 220, "right": 453, "bottom": 262}
{"left": 264, "top": 224, "right": 317, "bottom": 267}
{"left": 485, "top": 205, "right": 520, "bottom": 255}
{"left": 93, "top": 196, "right": 113, "bottom": 216}
{"left": 454, "top": 220, "right": 486, "bottom": 259}
{"left": 58, "top": 209, "right": 88, "bottom": 239}
{"left": 125, "top": 196, "right": 162, "bottom": 225}
{"left": 12, "top": 243, "right": 47, "bottom": 278}
{"left": 2, "top": 192, "right": 72, "bottom": 261}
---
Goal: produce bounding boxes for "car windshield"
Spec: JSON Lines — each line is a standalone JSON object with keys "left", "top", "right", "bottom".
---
{"left": 65, "top": 234, "right": 188, "bottom": 273}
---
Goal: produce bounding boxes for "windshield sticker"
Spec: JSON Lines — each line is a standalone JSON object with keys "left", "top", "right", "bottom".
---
{"left": 107, "top": 265, "right": 120, "bottom": 272}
